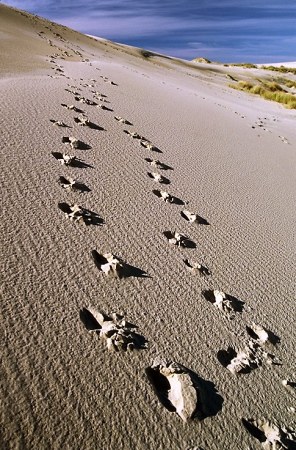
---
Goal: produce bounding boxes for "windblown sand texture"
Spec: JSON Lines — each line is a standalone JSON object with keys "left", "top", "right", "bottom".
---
{"left": 1, "top": 4, "right": 296, "bottom": 449}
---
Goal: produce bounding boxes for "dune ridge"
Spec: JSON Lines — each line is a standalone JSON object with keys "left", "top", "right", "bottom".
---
{"left": 1, "top": 4, "right": 296, "bottom": 450}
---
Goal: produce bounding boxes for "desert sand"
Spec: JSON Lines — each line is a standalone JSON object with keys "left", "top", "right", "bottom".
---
{"left": 0, "top": 4, "right": 296, "bottom": 450}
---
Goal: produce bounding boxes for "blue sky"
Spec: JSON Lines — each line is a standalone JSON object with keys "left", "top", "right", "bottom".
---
{"left": 2, "top": 0, "right": 296, "bottom": 62}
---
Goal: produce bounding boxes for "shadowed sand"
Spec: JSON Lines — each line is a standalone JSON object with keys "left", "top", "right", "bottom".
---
{"left": 1, "top": 4, "right": 296, "bottom": 450}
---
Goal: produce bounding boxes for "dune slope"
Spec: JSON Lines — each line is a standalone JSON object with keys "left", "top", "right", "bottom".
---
{"left": 0, "top": 4, "right": 295, "bottom": 450}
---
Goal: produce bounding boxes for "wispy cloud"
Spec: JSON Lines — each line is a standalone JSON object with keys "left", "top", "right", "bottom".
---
{"left": 2, "top": 0, "right": 296, "bottom": 62}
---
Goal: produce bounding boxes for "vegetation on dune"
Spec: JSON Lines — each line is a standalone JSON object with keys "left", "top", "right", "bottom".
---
{"left": 275, "top": 78, "right": 296, "bottom": 89}
{"left": 229, "top": 80, "right": 296, "bottom": 109}
{"left": 230, "top": 63, "right": 258, "bottom": 69}
{"left": 262, "top": 65, "right": 296, "bottom": 75}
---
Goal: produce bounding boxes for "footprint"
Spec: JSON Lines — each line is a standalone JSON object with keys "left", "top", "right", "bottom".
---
{"left": 153, "top": 190, "right": 173, "bottom": 202}
{"left": 181, "top": 210, "right": 209, "bottom": 225}
{"left": 146, "top": 360, "right": 223, "bottom": 421}
{"left": 59, "top": 176, "right": 91, "bottom": 192}
{"left": 148, "top": 172, "right": 170, "bottom": 184}
{"left": 282, "top": 380, "right": 296, "bottom": 390}
{"left": 58, "top": 203, "right": 103, "bottom": 225}
{"left": 140, "top": 140, "right": 162, "bottom": 153}
{"left": 184, "top": 259, "right": 210, "bottom": 276}
{"left": 91, "top": 91, "right": 107, "bottom": 98}
{"left": 246, "top": 323, "right": 280, "bottom": 345}
{"left": 73, "top": 115, "right": 89, "bottom": 126}
{"left": 114, "top": 116, "right": 133, "bottom": 125}
{"left": 242, "top": 418, "right": 296, "bottom": 449}
{"left": 52, "top": 152, "right": 76, "bottom": 166}
{"left": 217, "top": 338, "right": 281, "bottom": 374}
{"left": 163, "top": 231, "right": 196, "bottom": 248}
{"left": 124, "top": 130, "right": 143, "bottom": 139}
{"left": 62, "top": 136, "right": 92, "bottom": 149}
{"left": 146, "top": 360, "right": 199, "bottom": 421}
{"left": 217, "top": 344, "right": 260, "bottom": 374}
{"left": 50, "top": 119, "right": 69, "bottom": 127}
{"left": 61, "top": 103, "right": 85, "bottom": 113}
{"left": 80, "top": 307, "right": 147, "bottom": 352}
{"left": 153, "top": 190, "right": 185, "bottom": 205}
{"left": 145, "top": 158, "right": 173, "bottom": 170}
{"left": 279, "top": 135, "right": 289, "bottom": 144}
{"left": 67, "top": 84, "right": 81, "bottom": 91}
{"left": 92, "top": 252, "right": 122, "bottom": 275}
{"left": 92, "top": 92, "right": 110, "bottom": 102}
{"left": 92, "top": 250, "right": 149, "bottom": 278}
{"left": 65, "top": 88, "right": 80, "bottom": 96}
{"left": 74, "top": 96, "right": 97, "bottom": 106}
{"left": 202, "top": 290, "right": 245, "bottom": 316}
{"left": 95, "top": 97, "right": 110, "bottom": 103}
{"left": 74, "top": 115, "right": 104, "bottom": 130}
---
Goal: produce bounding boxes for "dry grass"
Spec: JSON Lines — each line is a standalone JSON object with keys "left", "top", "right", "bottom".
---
{"left": 229, "top": 80, "right": 296, "bottom": 109}
{"left": 231, "top": 63, "right": 258, "bottom": 69}
{"left": 262, "top": 65, "right": 296, "bottom": 75}
{"left": 277, "top": 78, "right": 296, "bottom": 89}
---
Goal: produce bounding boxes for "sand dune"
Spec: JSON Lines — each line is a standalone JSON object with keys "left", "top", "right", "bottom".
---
{"left": 1, "top": 4, "right": 296, "bottom": 450}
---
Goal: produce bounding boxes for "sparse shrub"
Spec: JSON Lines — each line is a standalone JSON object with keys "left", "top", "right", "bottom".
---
{"left": 250, "top": 85, "right": 265, "bottom": 95}
{"left": 229, "top": 79, "right": 296, "bottom": 109}
{"left": 263, "top": 81, "right": 284, "bottom": 92}
{"left": 231, "top": 63, "right": 258, "bottom": 69}
{"left": 262, "top": 65, "right": 296, "bottom": 75}
{"left": 281, "top": 78, "right": 296, "bottom": 89}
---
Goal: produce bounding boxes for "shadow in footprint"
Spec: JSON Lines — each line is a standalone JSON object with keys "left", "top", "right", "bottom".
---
{"left": 62, "top": 136, "right": 92, "bottom": 150}
{"left": 163, "top": 231, "right": 196, "bottom": 249}
{"left": 148, "top": 172, "right": 170, "bottom": 184}
{"left": 50, "top": 119, "right": 71, "bottom": 128}
{"left": 203, "top": 290, "right": 245, "bottom": 313}
{"left": 72, "top": 159, "right": 94, "bottom": 169}
{"left": 99, "top": 105, "right": 113, "bottom": 112}
{"left": 80, "top": 307, "right": 101, "bottom": 331}
{"left": 114, "top": 116, "right": 133, "bottom": 125}
{"left": 145, "top": 158, "right": 174, "bottom": 171}
{"left": 59, "top": 176, "right": 91, "bottom": 193}
{"left": 58, "top": 203, "right": 104, "bottom": 225}
{"left": 74, "top": 117, "right": 105, "bottom": 130}
{"left": 52, "top": 151, "right": 72, "bottom": 163}
{"left": 151, "top": 146, "right": 162, "bottom": 154}
{"left": 52, "top": 153, "right": 93, "bottom": 169}
{"left": 140, "top": 141, "right": 162, "bottom": 153}
{"left": 146, "top": 363, "right": 223, "bottom": 420}
{"left": 184, "top": 259, "right": 210, "bottom": 276}
{"left": 181, "top": 211, "right": 210, "bottom": 225}
{"left": 152, "top": 190, "right": 184, "bottom": 205}
{"left": 195, "top": 374, "right": 224, "bottom": 420}
{"left": 217, "top": 348, "right": 252, "bottom": 374}
{"left": 61, "top": 103, "right": 85, "bottom": 113}
{"left": 241, "top": 418, "right": 296, "bottom": 449}
{"left": 146, "top": 367, "right": 175, "bottom": 412}
{"left": 92, "top": 250, "right": 150, "bottom": 279}
{"left": 80, "top": 307, "right": 148, "bottom": 351}
{"left": 74, "top": 96, "right": 98, "bottom": 106}
{"left": 246, "top": 326, "right": 281, "bottom": 345}
{"left": 242, "top": 419, "right": 266, "bottom": 443}
{"left": 284, "top": 381, "right": 296, "bottom": 388}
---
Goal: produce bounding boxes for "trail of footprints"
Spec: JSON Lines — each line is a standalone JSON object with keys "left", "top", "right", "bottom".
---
{"left": 45, "top": 59, "right": 295, "bottom": 446}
